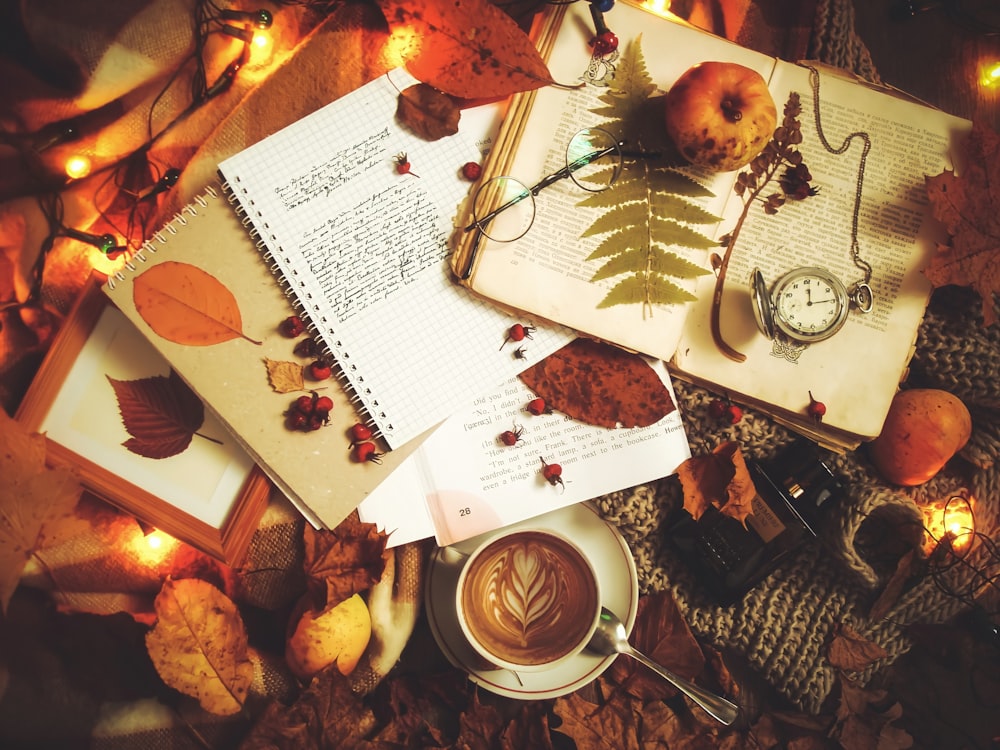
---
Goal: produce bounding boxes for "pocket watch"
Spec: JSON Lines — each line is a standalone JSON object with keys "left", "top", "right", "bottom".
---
{"left": 750, "top": 266, "right": 872, "bottom": 343}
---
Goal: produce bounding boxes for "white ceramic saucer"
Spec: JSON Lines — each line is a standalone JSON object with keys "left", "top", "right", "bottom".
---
{"left": 424, "top": 502, "right": 639, "bottom": 700}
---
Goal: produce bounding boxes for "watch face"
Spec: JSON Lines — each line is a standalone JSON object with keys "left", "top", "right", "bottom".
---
{"left": 771, "top": 267, "right": 849, "bottom": 342}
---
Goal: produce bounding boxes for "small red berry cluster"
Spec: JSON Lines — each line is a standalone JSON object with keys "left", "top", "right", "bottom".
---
{"left": 286, "top": 391, "right": 334, "bottom": 432}
{"left": 279, "top": 314, "right": 333, "bottom": 384}
{"left": 494, "top": 398, "right": 565, "bottom": 488}
{"left": 349, "top": 423, "right": 382, "bottom": 464}
{"left": 708, "top": 394, "right": 743, "bottom": 425}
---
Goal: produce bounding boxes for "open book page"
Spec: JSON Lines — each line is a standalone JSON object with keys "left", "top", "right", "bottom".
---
{"left": 358, "top": 357, "right": 690, "bottom": 547}
{"left": 218, "top": 72, "right": 574, "bottom": 450}
{"left": 454, "top": 2, "right": 775, "bottom": 362}
{"left": 671, "top": 61, "right": 971, "bottom": 444}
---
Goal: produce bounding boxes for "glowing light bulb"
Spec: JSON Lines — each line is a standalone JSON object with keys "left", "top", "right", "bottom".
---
{"left": 65, "top": 155, "right": 92, "bottom": 180}
{"left": 251, "top": 30, "right": 274, "bottom": 62}
{"left": 641, "top": 0, "right": 673, "bottom": 17}
{"left": 979, "top": 61, "right": 1000, "bottom": 88}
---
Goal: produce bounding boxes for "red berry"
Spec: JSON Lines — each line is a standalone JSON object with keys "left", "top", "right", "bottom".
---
{"left": 354, "top": 441, "right": 383, "bottom": 464}
{"left": 294, "top": 338, "right": 318, "bottom": 358}
{"left": 350, "top": 422, "right": 373, "bottom": 444}
{"left": 499, "top": 424, "right": 524, "bottom": 446}
{"left": 807, "top": 391, "right": 827, "bottom": 422}
{"left": 286, "top": 412, "right": 308, "bottom": 431}
{"left": 526, "top": 398, "right": 550, "bottom": 416}
{"left": 499, "top": 323, "right": 535, "bottom": 350}
{"left": 708, "top": 398, "right": 729, "bottom": 420}
{"left": 590, "top": 30, "right": 619, "bottom": 56}
{"left": 314, "top": 395, "right": 334, "bottom": 413}
{"left": 540, "top": 456, "right": 564, "bottom": 489}
{"left": 393, "top": 152, "right": 419, "bottom": 178}
{"left": 279, "top": 315, "right": 305, "bottom": 337}
{"left": 308, "top": 360, "right": 332, "bottom": 380}
{"left": 725, "top": 404, "right": 743, "bottom": 424}
{"left": 461, "top": 161, "right": 482, "bottom": 181}
{"left": 295, "top": 394, "right": 315, "bottom": 415}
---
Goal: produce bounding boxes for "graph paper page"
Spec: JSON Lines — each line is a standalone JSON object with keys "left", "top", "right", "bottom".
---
{"left": 220, "top": 72, "right": 574, "bottom": 449}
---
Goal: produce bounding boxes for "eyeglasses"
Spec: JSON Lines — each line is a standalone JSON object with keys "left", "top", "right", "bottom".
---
{"left": 459, "top": 127, "right": 623, "bottom": 280}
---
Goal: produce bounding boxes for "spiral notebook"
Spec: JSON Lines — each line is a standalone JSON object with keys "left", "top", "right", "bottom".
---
{"left": 103, "top": 185, "right": 428, "bottom": 530}
{"left": 217, "top": 72, "right": 573, "bottom": 451}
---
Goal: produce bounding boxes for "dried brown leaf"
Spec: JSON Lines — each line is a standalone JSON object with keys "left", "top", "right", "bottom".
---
{"left": 0, "top": 410, "right": 81, "bottom": 614}
{"left": 924, "top": 121, "right": 1000, "bottom": 325}
{"left": 868, "top": 548, "right": 919, "bottom": 621}
{"left": 518, "top": 338, "right": 675, "bottom": 428}
{"left": 552, "top": 692, "right": 640, "bottom": 750}
{"left": 828, "top": 623, "right": 889, "bottom": 672}
{"left": 107, "top": 370, "right": 205, "bottom": 458}
{"left": 377, "top": 0, "right": 554, "bottom": 99}
{"left": 396, "top": 83, "right": 460, "bottom": 141}
{"left": 302, "top": 514, "right": 388, "bottom": 611}
{"left": 144, "top": 578, "right": 253, "bottom": 715}
{"left": 677, "top": 441, "right": 756, "bottom": 525}
{"left": 264, "top": 358, "right": 305, "bottom": 394}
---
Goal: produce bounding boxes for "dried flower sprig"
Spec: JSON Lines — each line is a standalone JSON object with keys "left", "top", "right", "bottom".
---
{"left": 710, "top": 92, "right": 817, "bottom": 362}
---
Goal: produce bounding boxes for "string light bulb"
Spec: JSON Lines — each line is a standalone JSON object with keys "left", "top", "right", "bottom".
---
{"left": 979, "top": 60, "right": 1000, "bottom": 88}
{"left": 60, "top": 226, "right": 119, "bottom": 254}
{"left": 220, "top": 8, "right": 273, "bottom": 29}
{"left": 65, "top": 155, "right": 92, "bottom": 180}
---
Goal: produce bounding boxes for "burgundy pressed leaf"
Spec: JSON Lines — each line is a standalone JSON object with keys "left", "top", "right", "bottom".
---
{"left": 518, "top": 338, "right": 675, "bottom": 428}
{"left": 107, "top": 370, "right": 206, "bottom": 459}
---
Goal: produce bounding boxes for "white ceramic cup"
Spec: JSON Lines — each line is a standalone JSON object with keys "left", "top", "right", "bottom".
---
{"left": 454, "top": 528, "right": 601, "bottom": 673}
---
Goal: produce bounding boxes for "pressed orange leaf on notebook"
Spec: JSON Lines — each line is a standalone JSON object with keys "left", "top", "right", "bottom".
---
{"left": 132, "top": 261, "right": 261, "bottom": 346}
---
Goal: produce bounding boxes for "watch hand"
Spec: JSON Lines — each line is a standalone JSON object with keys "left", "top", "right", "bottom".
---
{"left": 809, "top": 297, "right": 836, "bottom": 305}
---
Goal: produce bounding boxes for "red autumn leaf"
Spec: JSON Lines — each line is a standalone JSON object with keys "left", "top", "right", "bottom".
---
{"left": 607, "top": 591, "right": 706, "bottom": 704}
{"left": 518, "top": 338, "right": 676, "bottom": 428}
{"left": 827, "top": 623, "right": 888, "bottom": 672}
{"left": 377, "top": 0, "right": 554, "bottom": 99}
{"left": 107, "top": 370, "right": 207, "bottom": 459}
{"left": 923, "top": 121, "right": 1000, "bottom": 326}
{"left": 676, "top": 441, "right": 756, "bottom": 525}
{"left": 396, "top": 83, "right": 461, "bottom": 141}
{"left": 133, "top": 261, "right": 261, "bottom": 346}
{"left": 301, "top": 514, "right": 389, "bottom": 611}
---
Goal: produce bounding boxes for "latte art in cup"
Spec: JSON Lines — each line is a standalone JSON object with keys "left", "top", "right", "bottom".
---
{"left": 457, "top": 530, "right": 600, "bottom": 669}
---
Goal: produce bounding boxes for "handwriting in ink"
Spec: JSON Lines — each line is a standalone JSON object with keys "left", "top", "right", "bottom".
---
{"left": 275, "top": 128, "right": 390, "bottom": 210}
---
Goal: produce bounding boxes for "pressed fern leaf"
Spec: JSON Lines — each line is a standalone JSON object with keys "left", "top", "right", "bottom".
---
{"left": 579, "top": 37, "right": 717, "bottom": 315}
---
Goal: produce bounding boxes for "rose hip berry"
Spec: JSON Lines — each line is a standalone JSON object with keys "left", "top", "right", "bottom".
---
{"left": 499, "top": 424, "right": 524, "bottom": 446}
{"left": 526, "top": 397, "right": 551, "bottom": 416}
{"left": 307, "top": 360, "right": 332, "bottom": 381}
{"left": 349, "top": 422, "right": 373, "bottom": 445}
{"left": 807, "top": 391, "right": 827, "bottom": 422}
{"left": 500, "top": 323, "right": 535, "bottom": 350}
{"left": 354, "top": 441, "right": 383, "bottom": 464}
{"left": 294, "top": 338, "right": 318, "bottom": 358}
{"left": 540, "top": 456, "right": 564, "bottom": 490}
{"left": 393, "top": 152, "right": 419, "bottom": 178}
{"left": 461, "top": 161, "right": 482, "bottom": 181}
{"left": 285, "top": 391, "right": 331, "bottom": 432}
{"left": 279, "top": 315, "right": 305, "bottom": 338}
{"left": 708, "top": 396, "right": 742, "bottom": 424}
{"left": 590, "top": 30, "right": 619, "bottom": 56}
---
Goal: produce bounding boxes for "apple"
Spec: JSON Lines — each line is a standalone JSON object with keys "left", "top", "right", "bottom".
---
{"left": 285, "top": 593, "right": 372, "bottom": 679}
{"left": 664, "top": 61, "right": 777, "bottom": 172}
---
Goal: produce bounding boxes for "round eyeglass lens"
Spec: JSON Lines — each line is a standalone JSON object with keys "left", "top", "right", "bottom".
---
{"left": 471, "top": 176, "right": 535, "bottom": 243}
{"left": 566, "top": 127, "right": 621, "bottom": 192}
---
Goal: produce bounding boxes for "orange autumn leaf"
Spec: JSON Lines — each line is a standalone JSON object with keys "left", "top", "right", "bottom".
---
{"left": 377, "top": 0, "right": 554, "bottom": 99}
{"left": 145, "top": 578, "right": 253, "bottom": 716}
{"left": 827, "top": 623, "right": 888, "bottom": 672}
{"left": 133, "top": 261, "right": 261, "bottom": 346}
{"left": 924, "top": 121, "right": 1000, "bottom": 326}
{"left": 677, "top": 441, "right": 756, "bottom": 525}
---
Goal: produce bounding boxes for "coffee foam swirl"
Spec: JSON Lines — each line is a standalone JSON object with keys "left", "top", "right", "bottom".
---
{"left": 461, "top": 532, "right": 597, "bottom": 666}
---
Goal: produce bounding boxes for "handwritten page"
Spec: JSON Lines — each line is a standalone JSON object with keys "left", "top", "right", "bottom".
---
{"left": 219, "top": 72, "right": 575, "bottom": 450}
{"left": 358, "top": 359, "right": 690, "bottom": 547}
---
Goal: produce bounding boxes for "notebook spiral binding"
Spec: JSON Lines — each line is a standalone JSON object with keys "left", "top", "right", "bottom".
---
{"left": 106, "top": 186, "right": 218, "bottom": 292}
{"left": 216, "top": 180, "right": 385, "bottom": 442}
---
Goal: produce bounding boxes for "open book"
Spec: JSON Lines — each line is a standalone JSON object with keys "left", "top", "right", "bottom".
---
{"left": 452, "top": 1, "right": 971, "bottom": 451}
{"left": 358, "top": 345, "right": 690, "bottom": 548}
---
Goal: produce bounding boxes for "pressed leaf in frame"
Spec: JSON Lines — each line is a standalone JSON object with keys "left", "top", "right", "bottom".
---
{"left": 133, "top": 261, "right": 261, "bottom": 346}
{"left": 107, "top": 370, "right": 207, "bottom": 459}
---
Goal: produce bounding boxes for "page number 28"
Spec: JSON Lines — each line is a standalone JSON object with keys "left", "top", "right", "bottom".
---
{"left": 458, "top": 507, "right": 471, "bottom": 517}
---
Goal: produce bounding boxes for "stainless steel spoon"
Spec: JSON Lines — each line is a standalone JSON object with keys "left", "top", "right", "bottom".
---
{"left": 587, "top": 607, "right": 740, "bottom": 726}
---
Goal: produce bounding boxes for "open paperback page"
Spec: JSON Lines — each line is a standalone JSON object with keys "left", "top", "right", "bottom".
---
{"left": 456, "top": 2, "right": 776, "bottom": 362}
{"left": 219, "top": 71, "right": 574, "bottom": 450}
{"left": 359, "top": 358, "right": 690, "bottom": 547}
{"left": 671, "top": 62, "right": 971, "bottom": 442}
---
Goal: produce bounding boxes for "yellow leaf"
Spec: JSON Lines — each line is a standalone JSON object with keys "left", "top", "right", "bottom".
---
{"left": 0, "top": 410, "right": 81, "bottom": 614}
{"left": 285, "top": 593, "right": 372, "bottom": 679}
{"left": 264, "top": 358, "right": 305, "bottom": 393}
{"left": 145, "top": 578, "right": 253, "bottom": 715}
{"left": 133, "top": 261, "right": 261, "bottom": 347}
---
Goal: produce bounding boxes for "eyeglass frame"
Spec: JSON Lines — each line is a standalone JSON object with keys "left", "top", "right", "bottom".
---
{"left": 457, "top": 126, "right": 625, "bottom": 280}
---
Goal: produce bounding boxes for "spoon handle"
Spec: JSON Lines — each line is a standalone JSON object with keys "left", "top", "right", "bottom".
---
{"left": 625, "top": 646, "right": 739, "bottom": 725}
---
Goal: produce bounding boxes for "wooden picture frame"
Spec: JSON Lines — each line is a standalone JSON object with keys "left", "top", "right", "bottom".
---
{"left": 15, "top": 276, "right": 271, "bottom": 565}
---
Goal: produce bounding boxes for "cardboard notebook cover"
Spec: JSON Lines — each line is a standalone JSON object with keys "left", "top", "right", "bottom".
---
{"left": 103, "top": 185, "right": 426, "bottom": 530}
